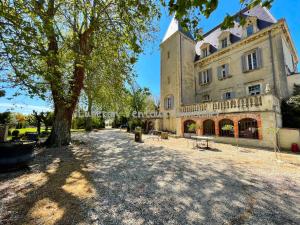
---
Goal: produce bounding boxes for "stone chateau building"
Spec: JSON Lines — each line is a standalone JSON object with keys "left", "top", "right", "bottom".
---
{"left": 157, "top": 5, "right": 300, "bottom": 148}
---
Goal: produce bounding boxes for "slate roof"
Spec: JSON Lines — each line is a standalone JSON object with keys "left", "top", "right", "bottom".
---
{"left": 195, "top": 5, "right": 277, "bottom": 57}
{"left": 162, "top": 16, "right": 194, "bottom": 43}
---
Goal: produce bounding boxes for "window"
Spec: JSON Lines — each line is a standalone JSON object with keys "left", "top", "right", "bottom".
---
{"left": 242, "top": 49, "right": 262, "bottom": 72}
{"left": 247, "top": 51, "right": 257, "bottom": 71}
{"left": 199, "top": 70, "right": 210, "bottom": 85}
{"left": 221, "top": 38, "right": 228, "bottom": 48}
{"left": 203, "top": 94, "right": 210, "bottom": 102}
{"left": 167, "top": 76, "right": 170, "bottom": 84}
{"left": 238, "top": 118, "right": 258, "bottom": 139}
{"left": 221, "top": 65, "right": 227, "bottom": 78}
{"left": 218, "top": 64, "right": 229, "bottom": 80}
{"left": 164, "top": 95, "right": 173, "bottom": 110}
{"left": 202, "top": 48, "right": 208, "bottom": 57}
{"left": 167, "top": 97, "right": 172, "bottom": 109}
{"left": 224, "top": 92, "right": 233, "bottom": 100}
{"left": 202, "top": 70, "right": 209, "bottom": 84}
{"left": 167, "top": 51, "right": 170, "bottom": 59}
{"left": 248, "top": 84, "right": 261, "bottom": 96}
{"left": 246, "top": 25, "right": 254, "bottom": 37}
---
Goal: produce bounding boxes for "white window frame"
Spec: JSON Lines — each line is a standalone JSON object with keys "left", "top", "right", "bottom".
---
{"left": 202, "top": 48, "right": 208, "bottom": 57}
{"left": 247, "top": 84, "right": 262, "bottom": 96}
{"left": 246, "top": 51, "right": 257, "bottom": 71}
{"left": 202, "top": 70, "right": 209, "bottom": 84}
{"left": 221, "top": 65, "right": 227, "bottom": 78}
{"left": 221, "top": 38, "right": 228, "bottom": 48}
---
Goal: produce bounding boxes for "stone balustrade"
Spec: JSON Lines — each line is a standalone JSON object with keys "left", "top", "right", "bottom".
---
{"left": 180, "top": 94, "right": 280, "bottom": 115}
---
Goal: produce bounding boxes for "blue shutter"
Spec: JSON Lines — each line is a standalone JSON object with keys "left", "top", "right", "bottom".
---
{"left": 242, "top": 55, "right": 247, "bottom": 72}
{"left": 257, "top": 48, "right": 263, "bottom": 69}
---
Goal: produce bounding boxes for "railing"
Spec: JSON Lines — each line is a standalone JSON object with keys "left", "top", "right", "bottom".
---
{"left": 180, "top": 94, "right": 279, "bottom": 115}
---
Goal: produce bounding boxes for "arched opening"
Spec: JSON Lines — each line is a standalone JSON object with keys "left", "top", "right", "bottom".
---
{"left": 238, "top": 118, "right": 258, "bottom": 139}
{"left": 184, "top": 120, "right": 196, "bottom": 134}
{"left": 203, "top": 119, "right": 215, "bottom": 136}
{"left": 219, "top": 119, "right": 234, "bottom": 137}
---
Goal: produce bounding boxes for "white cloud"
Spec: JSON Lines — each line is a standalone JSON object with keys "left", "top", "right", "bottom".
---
{"left": 0, "top": 103, "right": 52, "bottom": 114}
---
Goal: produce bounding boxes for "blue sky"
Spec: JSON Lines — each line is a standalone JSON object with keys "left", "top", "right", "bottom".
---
{"left": 1, "top": 0, "right": 299, "bottom": 113}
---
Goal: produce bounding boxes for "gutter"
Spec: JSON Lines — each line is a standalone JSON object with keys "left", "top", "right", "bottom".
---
{"left": 268, "top": 30, "right": 278, "bottom": 97}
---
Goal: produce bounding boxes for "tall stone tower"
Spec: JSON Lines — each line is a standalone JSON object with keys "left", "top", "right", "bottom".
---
{"left": 160, "top": 17, "right": 196, "bottom": 133}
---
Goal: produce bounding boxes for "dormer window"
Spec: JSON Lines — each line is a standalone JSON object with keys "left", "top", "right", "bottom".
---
{"left": 246, "top": 25, "right": 254, "bottom": 37}
{"left": 243, "top": 16, "right": 258, "bottom": 38}
{"left": 218, "top": 31, "right": 231, "bottom": 49}
{"left": 200, "top": 43, "right": 210, "bottom": 58}
{"left": 221, "top": 38, "right": 228, "bottom": 48}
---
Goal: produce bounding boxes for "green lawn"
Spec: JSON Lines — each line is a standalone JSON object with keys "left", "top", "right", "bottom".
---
{"left": 9, "top": 127, "right": 49, "bottom": 135}
{"left": 8, "top": 127, "right": 85, "bottom": 136}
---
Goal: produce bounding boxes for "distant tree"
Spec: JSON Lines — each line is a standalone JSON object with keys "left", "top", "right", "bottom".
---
{"left": 0, "top": 112, "right": 11, "bottom": 125}
{"left": 15, "top": 113, "right": 26, "bottom": 129}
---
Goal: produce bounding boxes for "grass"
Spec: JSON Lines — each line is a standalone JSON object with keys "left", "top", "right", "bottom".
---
{"left": 9, "top": 127, "right": 49, "bottom": 135}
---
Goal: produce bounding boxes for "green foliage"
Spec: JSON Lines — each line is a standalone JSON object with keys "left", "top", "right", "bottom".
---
{"left": 0, "top": 112, "right": 11, "bottom": 125}
{"left": 187, "top": 123, "right": 197, "bottom": 133}
{"left": 0, "top": 90, "right": 5, "bottom": 97}
{"left": 282, "top": 84, "right": 300, "bottom": 129}
{"left": 161, "top": 0, "right": 273, "bottom": 39}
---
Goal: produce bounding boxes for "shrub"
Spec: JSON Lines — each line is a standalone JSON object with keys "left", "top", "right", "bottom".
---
{"left": 12, "top": 130, "right": 19, "bottom": 137}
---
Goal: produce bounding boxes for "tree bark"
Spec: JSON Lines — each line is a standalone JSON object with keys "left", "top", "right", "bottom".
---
{"left": 46, "top": 106, "right": 73, "bottom": 146}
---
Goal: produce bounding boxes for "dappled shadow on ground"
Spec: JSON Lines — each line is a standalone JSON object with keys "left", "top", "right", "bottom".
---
{"left": 0, "top": 129, "right": 299, "bottom": 225}
{"left": 77, "top": 130, "right": 300, "bottom": 224}
{"left": 0, "top": 143, "right": 95, "bottom": 225}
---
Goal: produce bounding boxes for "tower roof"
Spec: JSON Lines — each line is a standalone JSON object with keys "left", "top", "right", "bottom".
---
{"left": 162, "top": 16, "right": 194, "bottom": 43}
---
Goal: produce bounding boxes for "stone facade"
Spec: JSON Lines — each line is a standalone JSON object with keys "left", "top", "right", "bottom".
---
{"left": 158, "top": 6, "right": 299, "bottom": 148}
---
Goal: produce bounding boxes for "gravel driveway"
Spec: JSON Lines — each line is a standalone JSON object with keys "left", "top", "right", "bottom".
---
{"left": 1, "top": 129, "right": 300, "bottom": 225}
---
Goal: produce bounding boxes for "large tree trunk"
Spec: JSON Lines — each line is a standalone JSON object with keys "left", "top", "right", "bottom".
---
{"left": 46, "top": 106, "right": 73, "bottom": 146}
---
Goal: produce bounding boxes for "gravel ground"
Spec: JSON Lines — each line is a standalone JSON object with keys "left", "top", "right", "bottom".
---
{"left": 0, "top": 129, "right": 300, "bottom": 225}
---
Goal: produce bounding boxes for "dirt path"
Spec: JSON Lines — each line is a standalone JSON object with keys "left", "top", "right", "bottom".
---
{"left": 1, "top": 129, "right": 299, "bottom": 225}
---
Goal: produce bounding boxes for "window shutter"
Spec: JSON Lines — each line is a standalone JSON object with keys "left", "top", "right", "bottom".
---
{"left": 222, "top": 93, "right": 226, "bottom": 100}
{"left": 231, "top": 92, "right": 236, "bottom": 99}
{"left": 217, "top": 66, "right": 222, "bottom": 80}
{"left": 164, "top": 98, "right": 167, "bottom": 110}
{"left": 225, "top": 64, "right": 229, "bottom": 76}
{"left": 198, "top": 72, "right": 202, "bottom": 85}
{"left": 208, "top": 69, "right": 212, "bottom": 83}
{"left": 257, "top": 48, "right": 263, "bottom": 68}
{"left": 241, "top": 55, "right": 247, "bottom": 73}
{"left": 171, "top": 95, "right": 174, "bottom": 109}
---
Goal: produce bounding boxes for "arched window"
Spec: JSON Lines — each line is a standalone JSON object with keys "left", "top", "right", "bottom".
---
{"left": 219, "top": 119, "right": 234, "bottom": 137}
{"left": 203, "top": 119, "right": 215, "bottom": 136}
{"left": 164, "top": 95, "right": 174, "bottom": 110}
{"left": 184, "top": 120, "right": 196, "bottom": 134}
{"left": 238, "top": 118, "right": 258, "bottom": 139}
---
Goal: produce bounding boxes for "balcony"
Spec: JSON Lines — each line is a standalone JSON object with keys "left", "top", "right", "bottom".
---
{"left": 180, "top": 94, "right": 280, "bottom": 116}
